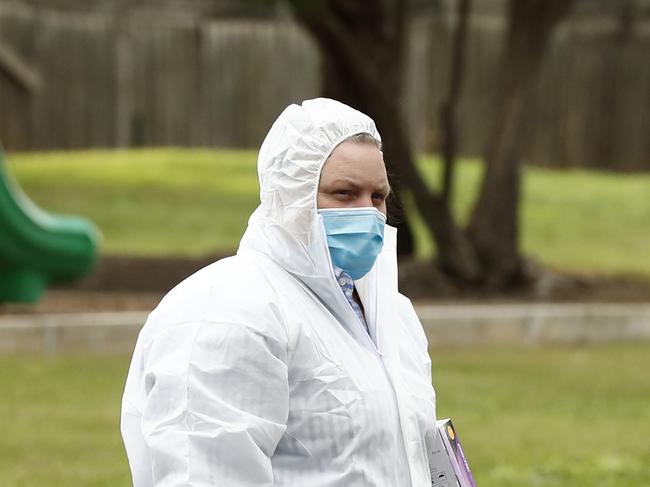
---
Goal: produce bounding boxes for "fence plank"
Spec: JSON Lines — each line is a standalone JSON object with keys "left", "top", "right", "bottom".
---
{"left": 0, "top": 5, "right": 647, "bottom": 171}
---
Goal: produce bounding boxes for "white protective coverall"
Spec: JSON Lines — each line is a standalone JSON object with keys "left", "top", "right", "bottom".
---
{"left": 121, "top": 98, "right": 437, "bottom": 486}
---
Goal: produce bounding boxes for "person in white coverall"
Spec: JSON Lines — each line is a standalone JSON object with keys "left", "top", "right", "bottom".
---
{"left": 121, "top": 98, "right": 437, "bottom": 486}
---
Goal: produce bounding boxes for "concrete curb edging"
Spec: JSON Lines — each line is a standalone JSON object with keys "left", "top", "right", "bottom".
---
{"left": 0, "top": 312, "right": 149, "bottom": 354}
{"left": 416, "top": 303, "right": 650, "bottom": 347}
{"left": 1, "top": 303, "right": 649, "bottom": 354}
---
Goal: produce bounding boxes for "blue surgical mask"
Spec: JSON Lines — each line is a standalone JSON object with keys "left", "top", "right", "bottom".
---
{"left": 318, "top": 207, "right": 386, "bottom": 280}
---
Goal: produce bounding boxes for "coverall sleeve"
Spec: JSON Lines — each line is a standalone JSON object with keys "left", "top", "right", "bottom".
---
{"left": 140, "top": 320, "right": 289, "bottom": 486}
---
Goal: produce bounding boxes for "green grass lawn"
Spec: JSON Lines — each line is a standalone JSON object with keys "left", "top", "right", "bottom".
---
{"left": 0, "top": 344, "right": 648, "bottom": 486}
{"left": 7, "top": 148, "right": 650, "bottom": 277}
{"left": 434, "top": 344, "right": 650, "bottom": 486}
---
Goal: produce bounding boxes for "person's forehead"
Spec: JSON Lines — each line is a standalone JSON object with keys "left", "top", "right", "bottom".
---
{"left": 321, "top": 142, "right": 387, "bottom": 182}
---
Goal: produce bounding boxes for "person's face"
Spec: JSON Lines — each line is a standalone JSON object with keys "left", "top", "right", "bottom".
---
{"left": 317, "top": 141, "right": 390, "bottom": 215}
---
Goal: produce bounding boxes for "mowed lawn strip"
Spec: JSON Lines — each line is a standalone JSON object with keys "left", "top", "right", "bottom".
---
{"left": 8, "top": 149, "right": 260, "bottom": 257}
{"left": 0, "top": 344, "right": 648, "bottom": 486}
{"left": 433, "top": 344, "right": 650, "bottom": 486}
{"left": 0, "top": 355, "right": 131, "bottom": 486}
{"left": 8, "top": 149, "right": 650, "bottom": 277}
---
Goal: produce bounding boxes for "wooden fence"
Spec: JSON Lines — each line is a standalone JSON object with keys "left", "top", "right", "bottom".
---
{"left": 1, "top": 3, "right": 648, "bottom": 171}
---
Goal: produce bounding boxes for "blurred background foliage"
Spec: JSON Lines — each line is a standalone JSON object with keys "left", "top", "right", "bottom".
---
{"left": 9, "top": 149, "right": 650, "bottom": 277}
{"left": 4, "top": 0, "right": 649, "bottom": 290}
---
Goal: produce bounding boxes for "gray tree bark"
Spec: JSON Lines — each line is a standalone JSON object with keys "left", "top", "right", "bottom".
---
{"left": 288, "top": 0, "right": 480, "bottom": 279}
{"left": 468, "top": 0, "right": 575, "bottom": 288}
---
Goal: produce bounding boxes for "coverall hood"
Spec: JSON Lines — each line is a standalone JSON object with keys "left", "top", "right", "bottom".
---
{"left": 238, "top": 98, "right": 396, "bottom": 333}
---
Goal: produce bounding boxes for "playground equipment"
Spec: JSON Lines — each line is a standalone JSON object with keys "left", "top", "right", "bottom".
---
{"left": 0, "top": 149, "right": 100, "bottom": 303}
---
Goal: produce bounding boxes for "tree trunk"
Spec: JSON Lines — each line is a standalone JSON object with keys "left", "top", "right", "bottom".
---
{"left": 289, "top": 0, "right": 480, "bottom": 279}
{"left": 467, "top": 0, "right": 574, "bottom": 288}
{"left": 439, "top": 0, "right": 471, "bottom": 207}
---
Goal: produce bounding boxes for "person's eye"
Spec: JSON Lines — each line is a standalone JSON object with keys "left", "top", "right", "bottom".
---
{"left": 335, "top": 190, "right": 353, "bottom": 198}
{"left": 372, "top": 193, "right": 387, "bottom": 201}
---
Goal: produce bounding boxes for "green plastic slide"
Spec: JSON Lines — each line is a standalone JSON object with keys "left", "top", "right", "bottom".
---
{"left": 0, "top": 149, "right": 100, "bottom": 303}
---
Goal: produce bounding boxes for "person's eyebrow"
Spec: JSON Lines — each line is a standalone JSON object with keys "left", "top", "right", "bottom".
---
{"left": 370, "top": 181, "right": 392, "bottom": 196}
{"left": 324, "top": 178, "right": 363, "bottom": 189}
{"left": 323, "top": 178, "right": 392, "bottom": 195}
